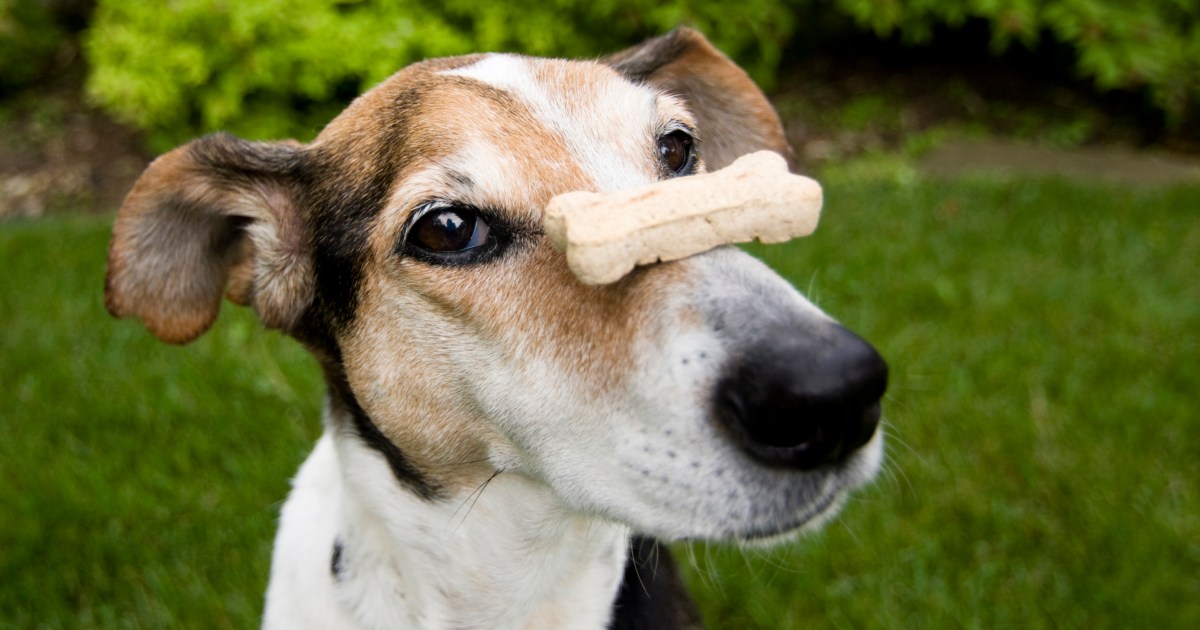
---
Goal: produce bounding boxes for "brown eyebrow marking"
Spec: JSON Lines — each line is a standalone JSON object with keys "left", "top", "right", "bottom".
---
{"left": 447, "top": 171, "right": 475, "bottom": 189}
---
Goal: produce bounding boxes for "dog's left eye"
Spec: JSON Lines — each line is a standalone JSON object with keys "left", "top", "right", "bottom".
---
{"left": 658, "top": 129, "right": 695, "bottom": 176}
{"left": 407, "top": 205, "right": 491, "bottom": 255}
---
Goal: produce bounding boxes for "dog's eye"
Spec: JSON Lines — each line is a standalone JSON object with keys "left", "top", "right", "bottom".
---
{"left": 408, "top": 206, "right": 491, "bottom": 254}
{"left": 658, "top": 130, "right": 695, "bottom": 176}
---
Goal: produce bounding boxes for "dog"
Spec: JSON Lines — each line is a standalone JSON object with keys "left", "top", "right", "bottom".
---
{"left": 105, "top": 27, "right": 887, "bottom": 630}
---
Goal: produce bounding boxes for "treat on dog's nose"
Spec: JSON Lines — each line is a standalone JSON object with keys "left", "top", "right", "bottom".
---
{"left": 544, "top": 150, "right": 822, "bottom": 284}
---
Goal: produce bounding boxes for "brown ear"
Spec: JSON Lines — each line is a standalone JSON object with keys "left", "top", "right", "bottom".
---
{"left": 105, "top": 133, "right": 313, "bottom": 344}
{"left": 606, "top": 27, "right": 795, "bottom": 171}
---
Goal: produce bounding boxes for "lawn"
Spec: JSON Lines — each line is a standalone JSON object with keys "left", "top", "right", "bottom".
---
{"left": 2, "top": 176, "right": 1197, "bottom": 628}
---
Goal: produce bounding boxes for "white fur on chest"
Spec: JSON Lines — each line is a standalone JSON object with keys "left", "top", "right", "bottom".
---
{"left": 263, "top": 430, "right": 629, "bottom": 630}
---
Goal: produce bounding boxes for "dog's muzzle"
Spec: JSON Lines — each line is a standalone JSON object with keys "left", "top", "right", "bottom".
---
{"left": 713, "top": 322, "right": 887, "bottom": 470}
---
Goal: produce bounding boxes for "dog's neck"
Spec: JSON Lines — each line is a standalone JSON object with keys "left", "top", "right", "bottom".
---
{"left": 327, "top": 415, "right": 631, "bottom": 629}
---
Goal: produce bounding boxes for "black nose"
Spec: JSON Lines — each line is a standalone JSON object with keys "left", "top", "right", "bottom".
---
{"left": 713, "top": 323, "right": 887, "bottom": 470}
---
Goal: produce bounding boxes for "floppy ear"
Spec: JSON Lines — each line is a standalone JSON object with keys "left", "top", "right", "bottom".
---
{"left": 105, "top": 133, "right": 313, "bottom": 344}
{"left": 605, "top": 27, "right": 795, "bottom": 171}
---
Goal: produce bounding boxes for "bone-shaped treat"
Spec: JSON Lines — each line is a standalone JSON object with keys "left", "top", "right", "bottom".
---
{"left": 544, "top": 150, "right": 822, "bottom": 284}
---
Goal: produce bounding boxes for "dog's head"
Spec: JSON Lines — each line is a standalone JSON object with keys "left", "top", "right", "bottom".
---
{"left": 106, "top": 28, "right": 886, "bottom": 541}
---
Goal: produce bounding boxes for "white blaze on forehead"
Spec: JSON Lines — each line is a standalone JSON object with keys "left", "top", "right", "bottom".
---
{"left": 443, "top": 54, "right": 662, "bottom": 191}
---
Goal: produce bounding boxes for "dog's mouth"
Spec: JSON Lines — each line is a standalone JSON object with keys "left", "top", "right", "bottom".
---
{"left": 595, "top": 411, "right": 884, "bottom": 543}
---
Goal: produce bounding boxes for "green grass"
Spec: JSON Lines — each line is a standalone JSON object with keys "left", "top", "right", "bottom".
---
{"left": 0, "top": 217, "right": 323, "bottom": 627}
{"left": 2, "top": 177, "right": 1197, "bottom": 628}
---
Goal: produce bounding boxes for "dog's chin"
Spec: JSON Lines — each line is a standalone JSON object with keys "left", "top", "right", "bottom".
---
{"left": 653, "top": 432, "right": 884, "bottom": 545}
{"left": 735, "top": 434, "right": 884, "bottom": 545}
{"left": 731, "top": 490, "right": 848, "bottom": 546}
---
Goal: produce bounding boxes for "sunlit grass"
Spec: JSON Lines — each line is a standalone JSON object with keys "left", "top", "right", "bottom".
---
{"left": 2, "top": 177, "right": 1197, "bottom": 627}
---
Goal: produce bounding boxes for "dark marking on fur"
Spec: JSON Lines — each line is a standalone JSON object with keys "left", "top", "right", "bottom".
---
{"left": 345, "top": 392, "right": 442, "bottom": 500}
{"left": 304, "top": 149, "right": 392, "bottom": 332}
{"left": 608, "top": 537, "right": 704, "bottom": 630}
{"left": 331, "top": 538, "right": 345, "bottom": 581}
{"left": 447, "top": 170, "right": 475, "bottom": 189}
{"left": 187, "top": 132, "right": 308, "bottom": 187}
{"left": 604, "top": 29, "right": 693, "bottom": 84}
{"left": 296, "top": 86, "right": 427, "bottom": 335}
{"left": 324, "top": 357, "right": 443, "bottom": 501}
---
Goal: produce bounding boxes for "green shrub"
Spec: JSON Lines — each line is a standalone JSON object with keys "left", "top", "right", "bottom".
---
{"left": 84, "top": 0, "right": 1200, "bottom": 150}
{"left": 84, "top": 0, "right": 794, "bottom": 149}
{"left": 834, "top": 0, "right": 1200, "bottom": 127}
{"left": 0, "top": 0, "right": 66, "bottom": 90}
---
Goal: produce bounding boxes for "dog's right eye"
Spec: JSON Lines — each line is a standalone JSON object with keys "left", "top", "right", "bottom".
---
{"left": 405, "top": 204, "right": 494, "bottom": 261}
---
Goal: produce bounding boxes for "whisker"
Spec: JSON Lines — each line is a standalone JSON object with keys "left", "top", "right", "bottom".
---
{"left": 446, "top": 468, "right": 503, "bottom": 534}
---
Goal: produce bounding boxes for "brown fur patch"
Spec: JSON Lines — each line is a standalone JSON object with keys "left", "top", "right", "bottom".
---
{"left": 105, "top": 139, "right": 311, "bottom": 344}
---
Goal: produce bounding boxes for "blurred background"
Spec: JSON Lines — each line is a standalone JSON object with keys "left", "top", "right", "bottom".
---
{"left": 2, "top": 1, "right": 1197, "bottom": 627}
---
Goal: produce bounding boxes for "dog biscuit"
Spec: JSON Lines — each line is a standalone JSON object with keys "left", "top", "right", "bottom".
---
{"left": 544, "top": 150, "right": 822, "bottom": 284}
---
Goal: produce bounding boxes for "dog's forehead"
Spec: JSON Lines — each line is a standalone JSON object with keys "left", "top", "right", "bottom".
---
{"left": 437, "top": 54, "right": 685, "bottom": 191}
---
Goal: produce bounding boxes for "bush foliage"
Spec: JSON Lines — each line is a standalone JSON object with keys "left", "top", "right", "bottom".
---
{"left": 0, "top": 0, "right": 66, "bottom": 90}
{"left": 83, "top": 0, "right": 794, "bottom": 148}
{"left": 833, "top": 0, "right": 1200, "bottom": 128}
{"left": 83, "top": 0, "right": 1199, "bottom": 148}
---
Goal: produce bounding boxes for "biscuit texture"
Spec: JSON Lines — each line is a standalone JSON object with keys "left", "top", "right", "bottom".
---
{"left": 545, "top": 151, "right": 823, "bottom": 284}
